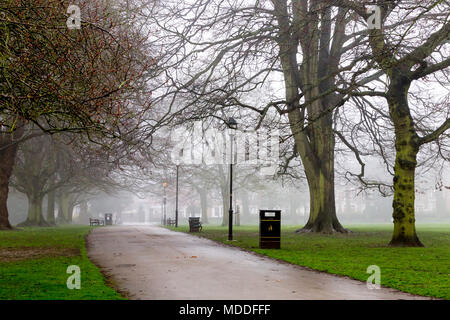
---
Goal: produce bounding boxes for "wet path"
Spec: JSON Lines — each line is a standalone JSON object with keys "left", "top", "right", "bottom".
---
{"left": 87, "top": 225, "right": 429, "bottom": 300}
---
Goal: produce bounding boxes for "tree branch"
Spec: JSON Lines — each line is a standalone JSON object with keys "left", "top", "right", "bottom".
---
{"left": 419, "top": 118, "right": 450, "bottom": 145}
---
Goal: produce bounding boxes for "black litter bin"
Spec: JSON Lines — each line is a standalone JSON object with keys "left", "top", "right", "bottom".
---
{"left": 105, "top": 213, "right": 113, "bottom": 226}
{"left": 259, "top": 210, "right": 281, "bottom": 249}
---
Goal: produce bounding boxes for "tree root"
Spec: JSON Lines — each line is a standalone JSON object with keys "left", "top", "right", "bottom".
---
{"left": 295, "top": 224, "right": 351, "bottom": 234}
{"left": 17, "top": 220, "right": 51, "bottom": 227}
{"left": 388, "top": 237, "right": 424, "bottom": 247}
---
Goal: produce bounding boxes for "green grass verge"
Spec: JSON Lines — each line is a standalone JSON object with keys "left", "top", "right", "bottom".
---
{"left": 167, "top": 224, "right": 450, "bottom": 300}
{"left": 0, "top": 225, "right": 124, "bottom": 300}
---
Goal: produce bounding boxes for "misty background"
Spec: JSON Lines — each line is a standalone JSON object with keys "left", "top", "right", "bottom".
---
{"left": 7, "top": 159, "right": 449, "bottom": 226}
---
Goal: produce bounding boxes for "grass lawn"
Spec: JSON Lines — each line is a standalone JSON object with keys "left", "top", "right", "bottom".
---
{"left": 0, "top": 225, "right": 123, "bottom": 300}
{"left": 167, "top": 223, "right": 450, "bottom": 300}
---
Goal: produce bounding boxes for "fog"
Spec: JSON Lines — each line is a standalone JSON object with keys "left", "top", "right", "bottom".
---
{"left": 7, "top": 160, "right": 448, "bottom": 227}
{"left": 2, "top": 0, "right": 449, "bottom": 231}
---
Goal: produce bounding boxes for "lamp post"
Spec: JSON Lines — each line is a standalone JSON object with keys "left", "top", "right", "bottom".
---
{"left": 174, "top": 148, "right": 183, "bottom": 228}
{"left": 227, "top": 117, "right": 237, "bottom": 241}
{"left": 175, "top": 165, "right": 179, "bottom": 228}
{"left": 162, "top": 181, "right": 168, "bottom": 225}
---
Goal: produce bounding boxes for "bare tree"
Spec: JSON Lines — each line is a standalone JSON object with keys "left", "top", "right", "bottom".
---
{"left": 147, "top": 0, "right": 406, "bottom": 233}
{"left": 11, "top": 134, "right": 63, "bottom": 226}
{"left": 335, "top": 0, "right": 449, "bottom": 246}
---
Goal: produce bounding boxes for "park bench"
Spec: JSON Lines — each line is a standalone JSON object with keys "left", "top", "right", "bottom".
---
{"left": 166, "top": 218, "right": 176, "bottom": 226}
{"left": 89, "top": 218, "right": 105, "bottom": 226}
{"left": 188, "top": 217, "right": 202, "bottom": 232}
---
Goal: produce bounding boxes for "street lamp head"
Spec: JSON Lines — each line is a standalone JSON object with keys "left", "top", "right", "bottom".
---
{"left": 227, "top": 117, "right": 238, "bottom": 130}
{"left": 172, "top": 148, "right": 183, "bottom": 166}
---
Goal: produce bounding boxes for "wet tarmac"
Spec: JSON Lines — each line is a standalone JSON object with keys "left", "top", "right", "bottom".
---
{"left": 87, "top": 225, "right": 430, "bottom": 300}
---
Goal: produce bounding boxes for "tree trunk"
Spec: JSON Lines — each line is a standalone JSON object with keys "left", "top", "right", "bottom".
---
{"left": 0, "top": 143, "right": 18, "bottom": 230}
{"left": 199, "top": 188, "right": 209, "bottom": 224}
{"left": 241, "top": 189, "right": 249, "bottom": 224}
{"left": 68, "top": 204, "right": 74, "bottom": 223}
{"left": 78, "top": 201, "right": 89, "bottom": 224}
{"left": 0, "top": 125, "right": 25, "bottom": 229}
{"left": 18, "top": 193, "right": 47, "bottom": 226}
{"left": 291, "top": 112, "right": 347, "bottom": 234}
{"left": 277, "top": 25, "right": 345, "bottom": 233}
{"left": 388, "top": 79, "right": 423, "bottom": 247}
{"left": 46, "top": 190, "right": 56, "bottom": 225}
{"left": 297, "top": 162, "right": 346, "bottom": 233}
{"left": 57, "top": 193, "right": 71, "bottom": 224}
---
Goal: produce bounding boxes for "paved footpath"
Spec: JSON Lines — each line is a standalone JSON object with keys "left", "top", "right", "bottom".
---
{"left": 87, "top": 225, "right": 430, "bottom": 300}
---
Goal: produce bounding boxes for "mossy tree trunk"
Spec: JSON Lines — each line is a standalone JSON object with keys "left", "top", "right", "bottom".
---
{"left": 387, "top": 76, "right": 423, "bottom": 247}
{"left": 358, "top": 7, "right": 450, "bottom": 245}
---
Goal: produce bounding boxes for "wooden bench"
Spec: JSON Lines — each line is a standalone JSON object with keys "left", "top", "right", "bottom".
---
{"left": 188, "top": 217, "right": 202, "bottom": 232}
{"left": 166, "top": 218, "right": 176, "bottom": 226}
{"left": 89, "top": 218, "right": 105, "bottom": 226}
